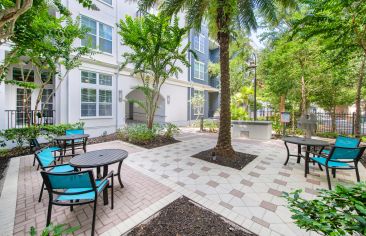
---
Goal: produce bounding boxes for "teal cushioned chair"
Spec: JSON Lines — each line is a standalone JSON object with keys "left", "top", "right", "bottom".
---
{"left": 64, "top": 129, "right": 87, "bottom": 153}
{"left": 311, "top": 146, "right": 366, "bottom": 189}
{"left": 35, "top": 149, "right": 77, "bottom": 202}
{"left": 41, "top": 170, "right": 114, "bottom": 236}
{"left": 30, "top": 138, "right": 62, "bottom": 168}
{"left": 321, "top": 136, "right": 360, "bottom": 155}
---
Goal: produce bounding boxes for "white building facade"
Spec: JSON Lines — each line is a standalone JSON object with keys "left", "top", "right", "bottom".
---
{"left": 0, "top": 0, "right": 220, "bottom": 137}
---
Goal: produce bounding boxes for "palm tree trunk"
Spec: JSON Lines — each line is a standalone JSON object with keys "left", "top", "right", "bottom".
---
{"left": 214, "top": 2, "right": 235, "bottom": 157}
{"left": 354, "top": 55, "right": 366, "bottom": 137}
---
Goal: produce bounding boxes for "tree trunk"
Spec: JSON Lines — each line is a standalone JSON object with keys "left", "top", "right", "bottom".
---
{"left": 354, "top": 55, "right": 366, "bottom": 137}
{"left": 330, "top": 108, "right": 336, "bottom": 133}
{"left": 279, "top": 95, "right": 285, "bottom": 112}
{"left": 301, "top": 75, "right": 307, "bottom": 116}
{"left": 214, "top": 2, "right": 235, "bottom": 157}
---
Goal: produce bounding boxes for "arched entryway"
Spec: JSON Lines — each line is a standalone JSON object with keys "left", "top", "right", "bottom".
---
{"left": 125, "top": 89, "right": 166, "bottom": 124}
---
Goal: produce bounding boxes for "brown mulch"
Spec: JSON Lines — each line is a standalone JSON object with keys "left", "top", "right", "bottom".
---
{"left": 127, "top": 196, "right": 256, "bottom": 236}
{"left": 119, "top": 135, "right": 180, "bottom": 149}
{"left": 192, "top": 148, "right": 257, "bottom": 170}
{"left": 87, "top": 132, "right": 119, "bottom": 145}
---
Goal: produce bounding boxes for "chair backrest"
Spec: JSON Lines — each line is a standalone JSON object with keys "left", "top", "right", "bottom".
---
{"left": 35, "top": 149, "right": 55, "bottom": 168}
{"left": 41, "top": 170, "right": 96, "bottom": 194}
{"left": 334, "top": 136, "right": 360, "bottom": 148}
{"left": 66, "top": 129, "right": 84, "bottom": 136}
{"left": 329, "top": 146, "right": 366, "bottom": 160}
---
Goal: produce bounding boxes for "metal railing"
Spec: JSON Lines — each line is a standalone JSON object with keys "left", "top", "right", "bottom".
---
{"left": 5, "top": 110, "right": 55, "bottom": 129}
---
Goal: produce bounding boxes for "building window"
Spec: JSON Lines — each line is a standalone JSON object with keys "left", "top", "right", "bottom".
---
{"left": 81, "top": 88, "right": 97, "bottom": 117}
{"left": 81, "top": 15, "right": 112, "bottom": 54}
{"left": 41, "top": 89, "right": 53, "bottom": 111}
{"left": 194, "top": 60, "right": 205, "bottom": 80}
{"left": 194, "top": 33, "right": 205, "bottom": 53}
{"left": 81, "top": 71, "right": 113, "bottom": 117}
{"left": 13, "top": 68, "right": 35, "bottom": 82}
{"left": 99, "top": 74, "right": 112, "bottom": 86}
{"left": 193, "top": 90, "right": 204, "bottom": 116}
{"left": 99, "top": 90, "right": 112, "bottom": 116}
{"left": 100, "top": 0, "right": 112, "bottom": 5}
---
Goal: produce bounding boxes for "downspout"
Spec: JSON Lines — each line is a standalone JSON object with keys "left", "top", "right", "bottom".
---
{"left": 115, "top": 1, "right": 120, "bottom": 131}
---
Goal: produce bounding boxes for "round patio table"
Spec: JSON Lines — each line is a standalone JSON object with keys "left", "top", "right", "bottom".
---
{"left": 69, "top": 149, "right": 128, "bottom": 205}
{"left": 54, "top": 134, "right": 89, "bottom": 155}
{"left": 283, "top": 136, "right": 329, "bottom": 177}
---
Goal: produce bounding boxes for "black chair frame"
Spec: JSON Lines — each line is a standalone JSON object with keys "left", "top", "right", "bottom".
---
{"left": 41, "top": 170, "right": 114, "bottom": 236}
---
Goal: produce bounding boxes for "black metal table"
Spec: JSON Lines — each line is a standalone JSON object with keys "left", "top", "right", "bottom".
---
{"left": 55, "top": 134, "right": 89, "bottom": 155}
{"left": 283, "top": 136, "right": 329, "bottom": 177}
{"left": 69, "top": 149, "right": 128, "bottom": 205}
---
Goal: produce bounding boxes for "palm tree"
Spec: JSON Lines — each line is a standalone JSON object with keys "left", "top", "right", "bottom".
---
{"left": 137, "top": 0, "right": 296, "bottom": 157}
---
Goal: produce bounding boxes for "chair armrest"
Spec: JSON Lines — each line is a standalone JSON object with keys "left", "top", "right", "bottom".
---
{"left": 96, "top": 171, "right": 114, "bottom": 187}
{"left": 306, "top": 150, "right": 328, "bottom": 158}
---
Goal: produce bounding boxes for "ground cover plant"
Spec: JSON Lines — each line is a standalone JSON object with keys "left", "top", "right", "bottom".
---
{"left": 284, "top": 182, "right": 366, "bottom": 236}
{"left": 117, "top": 123, "right": 180, "bottom": 149}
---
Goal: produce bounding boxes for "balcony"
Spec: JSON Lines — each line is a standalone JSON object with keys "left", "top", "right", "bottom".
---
{"left": 5, "top": 110, "right": 55, "bottom": 129}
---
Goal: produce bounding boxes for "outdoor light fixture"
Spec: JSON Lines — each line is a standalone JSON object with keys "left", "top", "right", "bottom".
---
{"left": 118, "top": 90, "right": 123, "bottom": 102}
{"left": 247, "top": 53, "right": 257, "bottom": 121}
{"left": 167, "top": 95, "right": 170, "bottom": 104}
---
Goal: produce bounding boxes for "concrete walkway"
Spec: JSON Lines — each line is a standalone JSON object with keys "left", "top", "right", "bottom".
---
{"left": 0, "top": 132, "right": 364, "bottom": 236}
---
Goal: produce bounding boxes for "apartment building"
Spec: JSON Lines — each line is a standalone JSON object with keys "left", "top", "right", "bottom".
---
{"left": 0, "top": 0, "right": 220, "bottom": 137}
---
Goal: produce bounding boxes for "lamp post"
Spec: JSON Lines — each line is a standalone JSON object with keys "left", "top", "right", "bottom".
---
{"left": 248, "top": 53, "right": 257, "bottom": 120}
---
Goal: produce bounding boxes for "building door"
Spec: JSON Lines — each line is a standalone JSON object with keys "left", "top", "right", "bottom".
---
{"left": 128, "top": 102, "right": 134, "bottom": 120}
{"left": 41, "top": 88, "right": 54, "bottom": 124}
{"left": 16, "top": 88, "right": 31, "bottom": 126}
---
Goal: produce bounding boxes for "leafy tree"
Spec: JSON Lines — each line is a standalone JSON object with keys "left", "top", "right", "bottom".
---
{"left": 1, "top": 0, "right": 93, "bottom": 125}
{"left": 293, "top": 0, "right": 366, "bottom": 137}
{"left": 0, "top": 0, "right": 97, "bottom": 44}
{"left": 137, "top": 0, "right": 297, "bottom": 157}
{"left": 118, "top": 13, "right": 190, "bottom": 129}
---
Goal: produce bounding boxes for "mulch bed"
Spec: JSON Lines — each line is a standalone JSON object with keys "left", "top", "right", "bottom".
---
{"left": 119, "top": 135, "right": 180, "bottom": 149}
{"left": 127, "top": 196, "right": 256, "bottom": 236}
{"left": 192, "top": 149, "right": 257, "bottom": 170}
{"left": 87, "top": 132, "right": 119, "bottom": 145}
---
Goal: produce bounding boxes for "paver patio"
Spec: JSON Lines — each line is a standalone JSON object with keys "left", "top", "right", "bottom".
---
{"left": 1, "top": 131, "right": 365, "bottom": 236}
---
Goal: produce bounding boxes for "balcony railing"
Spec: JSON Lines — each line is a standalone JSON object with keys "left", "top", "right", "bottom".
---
{"left": 5, "top": 110, "right": 55, "bottom": 129}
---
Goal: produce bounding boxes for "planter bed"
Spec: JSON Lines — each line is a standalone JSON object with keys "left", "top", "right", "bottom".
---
{"left": 127, "top": 196, "right": 256, "bottom": 236}
{"left": 119, "top": 135, "right": 180, "bottom": 149}
{"left": 192, "top": 148, "right": 257, "bottom": 170}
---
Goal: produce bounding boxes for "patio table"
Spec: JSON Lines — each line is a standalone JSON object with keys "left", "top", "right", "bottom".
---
{"left": 69, "top": 149, "right": 128, "bottom": 205}
{"left": 283, "top": 136, "right": 329, "bottom": 177}
{"left": 55, "top": 134, "right": 89, "bottom": 155}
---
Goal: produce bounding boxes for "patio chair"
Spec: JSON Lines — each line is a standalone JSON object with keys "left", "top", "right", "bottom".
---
{"left": 64, "top": 129, "right": 87, "bottom": 153}
{"left": 35, "top": 149, "right": 78, "bottom": 202}
{"left": 40, "top": 170, "right": 114, "bottom": 236}
{"left": 310, "top": 146, "right": 366, "bottom": 190}
{"left": 30, "top": 138, "right": 62, "bottom": 167}
{"left": 321, "top": 136, "right": 360, "bottom": 155}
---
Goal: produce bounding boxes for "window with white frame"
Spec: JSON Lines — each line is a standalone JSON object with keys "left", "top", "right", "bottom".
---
{"left": 194, "top": 60, "right": 205, "bottom": 80}
{"left": 81, "top": 71, "right": 113, "bottom": 117}
{"left": 193, "top": 33, "right": 205, "bottom": 53}
{"left": 81, "top": 16, "right": 113, "bottom": 54}
{"left": 193, "top": 90, "right": 204, "bottom": 115}
{"left": 100, "top": 0, "right": 112, "bottom": 5}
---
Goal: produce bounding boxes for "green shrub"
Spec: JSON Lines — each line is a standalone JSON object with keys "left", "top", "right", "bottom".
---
{"left": 118, "top": 124, "right": 160, "bottom": 144}
{"left": 1, "top": 126, "right": 41, "bottom": 147}
{"left": 192, "top": 119, "right": 219, "bottom": 132}
{"left": 284, "top": 182, "right": 366, "bottom": 236}
{"left": 30, "top": 223, "right": 78, "bottom": 236}
{"left": 0, "top": 149, "right": 9, "bottom": 158}
{"left": 163, "top": 123, "right": 180, "bottom": 138}
{"left": 0, "top": 122, "right": 85, "bottom": 147}
{"left": 316, "top": 132, "right": 339, "bottom": 139}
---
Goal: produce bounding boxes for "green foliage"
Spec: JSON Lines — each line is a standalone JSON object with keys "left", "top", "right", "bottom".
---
{"left": 230, "top": 86, "right": 252, "bottom": 120}
{"left": 284, "top": 182, "right": 366, "bottom": 236}
{"left": 118, "top": 124, "right": 161, "bottom": 144}
{"left": 163, "top": 123, "right": 180, "bottom": 138}
{"left": 29, "top": 223, "right": 79, "bottom": 236}
{"left": 230, "top": 105, "right": 248, "bottom": 120}
{"left": 1, "top": 126, "right": 41, "bottom": 147}
{"left": 0, "top": 122, "right": 85, "bottom": 147}
{"left": 192, "top": 119, "right": 219, "bottom": 133}
{"left": 316, "top": 132, "right": 339, "bottom": 139}
{"left": 118, "top": 13, "right": 190, "bottom": 129}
